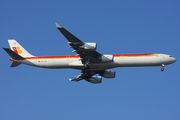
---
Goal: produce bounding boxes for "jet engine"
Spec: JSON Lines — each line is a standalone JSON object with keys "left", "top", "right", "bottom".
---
{"left": 87, "top": 76, "right": 102, "bottom": 84}
{"left": 102, "top": 71, "right": 116, "bottom": 78}
{"left": 81, "top": 43, "right": 97, "bottom": 50}
{"left": 100, "top": 55, "right": 114, "bottom": 62}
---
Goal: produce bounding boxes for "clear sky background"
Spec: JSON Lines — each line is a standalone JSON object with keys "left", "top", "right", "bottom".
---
{"left": 1, "top": 0, "right": 180, "bottom": 120}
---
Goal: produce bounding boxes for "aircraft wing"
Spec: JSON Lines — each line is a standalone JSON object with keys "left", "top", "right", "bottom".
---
{"left": 69, "top": 73, "right": 86, "bottom": 82}
{"left": 55, "top": 23, "right": 102, "bottom": 64}
{"left": 69, "top": 70, "right": 104, "bottom": 83}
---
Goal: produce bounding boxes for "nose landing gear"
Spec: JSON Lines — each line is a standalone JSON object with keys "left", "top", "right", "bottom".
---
{"left": 161, "top": 64, "right": 164, "bottom": 71}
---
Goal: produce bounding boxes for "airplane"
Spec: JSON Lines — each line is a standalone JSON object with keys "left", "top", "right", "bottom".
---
{"left": 3, "top": 23, "right": 177, "bottom": 83}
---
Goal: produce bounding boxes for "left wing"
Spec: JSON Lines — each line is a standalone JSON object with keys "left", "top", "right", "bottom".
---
{"left": 69, "top": 71, "right": 104, "bottom": 84}
{"left": 55, "top": 23, "right": 102, "bottom": 64}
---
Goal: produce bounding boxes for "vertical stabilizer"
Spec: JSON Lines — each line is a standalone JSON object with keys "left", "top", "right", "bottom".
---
{"left": 8, "top": 39, "right": 34, "bottom": 57}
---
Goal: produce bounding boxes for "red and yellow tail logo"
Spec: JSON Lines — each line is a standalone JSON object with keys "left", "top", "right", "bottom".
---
{"left": 12, "top": 47, "right": 22, "bottom": 54}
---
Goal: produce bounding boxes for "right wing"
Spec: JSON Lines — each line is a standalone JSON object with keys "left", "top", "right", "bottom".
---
{"left": 55, "top": 23, "right": 82, "bottom": 43}
{"left": 55, "top": 23, "right": 102, "bottom": 64}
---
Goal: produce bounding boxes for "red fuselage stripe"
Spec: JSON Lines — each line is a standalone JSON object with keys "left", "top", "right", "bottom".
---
{"left": 10, "top": 53, "right": 159, "bottom": 61}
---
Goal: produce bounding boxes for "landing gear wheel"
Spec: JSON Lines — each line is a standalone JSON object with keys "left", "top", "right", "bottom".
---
{"left": 82, "top": 59, "right": 90, "bottom": 73}
{"left": 82, "top": 67, "right": 86, "bottom": 73}
{"left": 161, "top": 64, "right": 164, "bottom": 72}
{"left": 82, "top": 65, "right": 90, "bottom": 73}
{"left": 85, "top": 59, "right": 90, "bottom": 65}
{"left": 85, "top": 64, "right": 90, "bottom": 69}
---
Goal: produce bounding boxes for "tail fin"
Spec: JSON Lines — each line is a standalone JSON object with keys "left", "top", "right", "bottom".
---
{"left": 8, "top": 39, "right": 34, "bottom": 57}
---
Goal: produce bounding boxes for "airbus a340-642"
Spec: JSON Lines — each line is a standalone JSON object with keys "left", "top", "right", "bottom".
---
{"left": 3, "top": 23, "right": 177, "bottom": 83}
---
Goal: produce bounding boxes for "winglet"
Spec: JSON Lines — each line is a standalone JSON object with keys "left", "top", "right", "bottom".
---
{"left": 55, "top": 23, "right": 62, "bottom": 28}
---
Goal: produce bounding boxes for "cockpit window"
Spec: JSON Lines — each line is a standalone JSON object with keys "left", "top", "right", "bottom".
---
{"left": 170, "top": 56, "right": 173, "bottom": 57}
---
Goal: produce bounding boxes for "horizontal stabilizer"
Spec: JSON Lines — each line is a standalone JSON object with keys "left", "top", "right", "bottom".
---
{"left": 3, "top": 48, "right": 24, "bottom": 60}
{"left": 11, "top": 61, "right": 21, "bottom": 67}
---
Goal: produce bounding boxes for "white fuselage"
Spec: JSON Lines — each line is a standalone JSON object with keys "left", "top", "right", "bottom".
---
{"left": 14, "top": 53, "right": 176, "bottom": 70}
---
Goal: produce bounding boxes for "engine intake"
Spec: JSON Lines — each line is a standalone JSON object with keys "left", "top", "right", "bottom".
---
{"left": 102, "top": 71, "right": 116, "bottom": 78}
{"left": 81, "top": 43, "right": 97, "bottom": 51}
{"left": 87, "top": 76, "right": 102, "bottom": 84}
{"left": 100, "top": 55, "right": 114, "bottom": 62}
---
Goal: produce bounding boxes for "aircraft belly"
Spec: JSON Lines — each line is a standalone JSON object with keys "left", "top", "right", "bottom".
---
{"left": 20, "top": 60, "right": 37, "bottom": 66}
{"left": 21, "top": 59, "right": 73, "bottom": 68}
{"left": 89, "top": 62, "right": 119, "bottom": 70}
{"left": 47, "top": 59, "right": 74, "bottom": 68}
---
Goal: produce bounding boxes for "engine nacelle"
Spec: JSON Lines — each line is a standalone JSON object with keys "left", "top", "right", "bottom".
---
{"left": 100, "top": 55, "right": 114, "bottom": 62}
{"left": 102, "top": 71, "right": 116, "bottom": 78}
{"left": 82, "top": 43, "right": 97, "bottom": 50}
{"left": 87, "top": 76, "right": 102, "bottom": 84}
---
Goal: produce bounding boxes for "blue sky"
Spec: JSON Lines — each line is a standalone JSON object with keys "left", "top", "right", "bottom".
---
{"left": 1, "top": 0, "right": 180, "bottom": 120}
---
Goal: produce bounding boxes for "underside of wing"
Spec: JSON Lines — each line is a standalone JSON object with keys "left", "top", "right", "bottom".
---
{"left": 69, "top": 71, "right": 103, "bottom": 84}
{"left": 55, "top": 23, "right": 102, "bottom": 64}
{"left": 68, "top": 70, "right": 116, "bottom": 84}
{"left": 55, "top": 23, "right": 82, "bottom": 43}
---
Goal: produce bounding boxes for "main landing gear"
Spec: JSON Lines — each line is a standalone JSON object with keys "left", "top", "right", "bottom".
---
{"left": 161, "top": 64, "right": 164, "bottom": 71}
{"left": 82, "top": 59, "right": 90, "bottom": 73}
{"left": 82, "top": 64, "right": 90, "bottom": 72}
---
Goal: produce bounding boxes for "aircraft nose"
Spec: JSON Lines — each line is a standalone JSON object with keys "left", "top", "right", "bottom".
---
{"left": 171, "top": 56, "right": 177, "bottom": 63}
{"left": 173, "top": 57, "right": 177, "bottom": 63}
{"left": 166, "top": 54, "right": 177, "bottom": 64}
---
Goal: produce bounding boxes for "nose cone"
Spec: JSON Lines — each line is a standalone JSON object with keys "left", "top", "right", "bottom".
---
{"left": 169, "top": 56, "right": 177, "bottom": 64}
{"left": 172, "top": 57, "right": 177, "bottom": 63}
{"left": 162, "top": 54, "right": 177, "bottom": 65}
